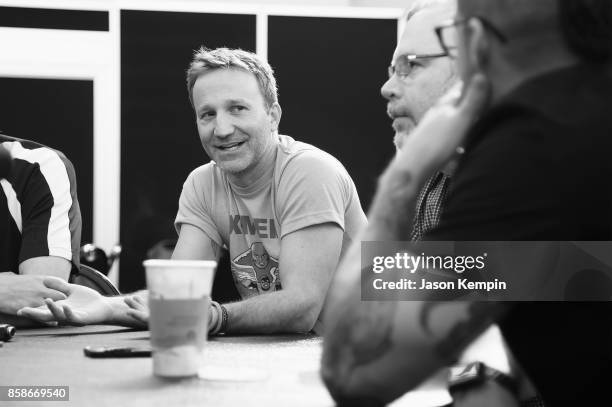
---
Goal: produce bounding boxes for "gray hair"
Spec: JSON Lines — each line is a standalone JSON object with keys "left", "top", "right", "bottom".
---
{"left": 186, "top": 47, "right": 278, "bottom": 110}
{"left": 404, "top": 0, "right": 456, "bottom": 22}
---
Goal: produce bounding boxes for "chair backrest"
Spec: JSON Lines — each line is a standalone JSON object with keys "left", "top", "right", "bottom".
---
{"left": 70, "top": 264, "right": 120, "bottom": 296}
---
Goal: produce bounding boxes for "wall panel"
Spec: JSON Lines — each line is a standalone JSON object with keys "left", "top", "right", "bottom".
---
{"left": 120, "top": 9, "right": 256, "bottom": 292}
{"left": 0, "top": 77, "right": 94, "bottom": 243}
{"left": 268, "top": 15, "right": 397, "bottom": 211}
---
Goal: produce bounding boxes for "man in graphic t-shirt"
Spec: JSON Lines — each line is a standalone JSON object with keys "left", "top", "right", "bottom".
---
{"left": 232, "top": 242, "right": 280, "bottom": 293}
{"left": 171, "top": 47, "right": 366, "bottom": 335}
{"left": 18, "top": 47, "right": 367, "bottom": 335}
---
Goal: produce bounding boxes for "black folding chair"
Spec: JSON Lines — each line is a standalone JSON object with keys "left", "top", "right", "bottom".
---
{"left": 70, "top": 264, "right": 120, "bottom": 296}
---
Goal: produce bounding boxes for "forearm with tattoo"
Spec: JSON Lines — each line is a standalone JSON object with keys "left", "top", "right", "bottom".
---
{"left": 321, "top": 167, "right": 422, "bottom": 403}
{"left": 325, "top": 293, "right": 398, "bottom": 369}
{"left": 420, "top": 301, "right": 509, "bottom": 363}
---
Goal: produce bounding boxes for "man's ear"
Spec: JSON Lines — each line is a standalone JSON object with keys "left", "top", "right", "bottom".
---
{"left": 466, "top": 18, "right": 490, "bottom": 73}
{"left": 269, "top": 103, "right": 282, "bottom": 133}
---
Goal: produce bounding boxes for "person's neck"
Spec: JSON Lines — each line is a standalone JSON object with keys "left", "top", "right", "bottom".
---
{"left": 227, "top": 135, "right": 278, "bottom": 188}
{"left": 489, "top": 50, "right": 580, "bottom": 104}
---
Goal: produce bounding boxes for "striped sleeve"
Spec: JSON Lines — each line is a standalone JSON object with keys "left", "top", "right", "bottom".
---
{"left": 4, "top": 140, "right": 80, "bottom": 266}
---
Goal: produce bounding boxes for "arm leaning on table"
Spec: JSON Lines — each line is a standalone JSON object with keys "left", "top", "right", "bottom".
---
{"left": 320, "top": 75, "right": 508, "bottom": 405}
{"left": 15, "top": 222, "right": 222, "bottom": 328}
{"left": 2, "top": 258, "right": 74, "bottom": 326}
{"left": 155, "top": 222, "right": 342, "bottom": 334}
{"left": 320, "top": 234, "right": 509, "bottom": 405}
{"left": 15, "top": 279, "right": 148, "bottom": 328}
{"left": 1, "top": 137, "right": 81, "bottom": 327}
{"left": 221, "top": 222, "right": 342, "bottom": 334}
{"left": 17, "top": 220, "right": 343, "bottom": 334}
{"left": 128, "top": 217, "right": 342, "bottom": 334}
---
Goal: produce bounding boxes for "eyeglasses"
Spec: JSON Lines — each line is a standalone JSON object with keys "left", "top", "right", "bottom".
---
{"left": 387, "top": 53, "right": 448, "bottom": 79}
{"left": 435, "top": 17, "right": 508, "bottom": 58}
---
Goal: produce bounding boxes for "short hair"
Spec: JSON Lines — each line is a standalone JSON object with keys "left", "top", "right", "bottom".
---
{"left": 186, "top": 47, "right": 278, "bottom": 110}
{"left": 404, "top": 0, "right": 455, "bottom": 22}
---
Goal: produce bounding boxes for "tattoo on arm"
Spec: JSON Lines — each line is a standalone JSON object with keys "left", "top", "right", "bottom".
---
{"left": 420, "top": 301, "right": 509, "bottom": 363}
{"left": 350, "top": 300, "right": 398, "bottom": 366}
{"left": 323, "top": 282, "right": 397, "bottom": 406}
{"left": 332, "top": 266, "right": 399, "bottom": 368}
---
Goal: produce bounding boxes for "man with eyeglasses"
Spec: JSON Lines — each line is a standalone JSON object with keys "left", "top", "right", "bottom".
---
{"left": 381, "top": 0, "right": 456, "bottom": 241}
{"left": 322, "top": 0, "right": 612, "bottom": 406}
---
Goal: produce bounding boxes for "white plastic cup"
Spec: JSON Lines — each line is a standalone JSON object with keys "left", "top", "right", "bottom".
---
{"left": 143, "top": 259, "right": 217, "bottom": 378}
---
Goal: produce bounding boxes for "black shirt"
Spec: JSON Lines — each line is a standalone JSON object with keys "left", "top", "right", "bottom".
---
{"left": 426, "top": 64, "right": 612, "bottom": 406}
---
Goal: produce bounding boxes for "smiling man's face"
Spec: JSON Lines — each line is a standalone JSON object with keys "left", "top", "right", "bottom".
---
{"left": 192, "top": 67, "right": 278, "bottom": 175}
{"left": 381, "top": 5, "right": 457, "bottom": 150}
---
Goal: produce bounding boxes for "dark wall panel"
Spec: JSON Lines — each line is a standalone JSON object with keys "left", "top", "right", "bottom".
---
{"left": 0, "top": 77, "right": 94, "bottom": 244}
{"left": 268, "top": 16, "right": 397, "bottom": 211}
{"left": 0, "top": 7, "right": 108, "bottom": 31}
{"left": 120, "top": 10, "right": 256, "bottom": 292}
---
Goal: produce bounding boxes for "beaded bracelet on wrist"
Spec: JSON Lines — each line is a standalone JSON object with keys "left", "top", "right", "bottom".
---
{"left": 219, "top": 304, "right": 229, "bottom": 334}
{"left": 209, "top": 301, "right": 223, "bottom": 335}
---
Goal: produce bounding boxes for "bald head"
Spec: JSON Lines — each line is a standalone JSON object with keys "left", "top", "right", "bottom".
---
{"left": 456, "top": 0, "right": 611, "bottom": 80}
{"left": 453, "top": 0, "right": 580, "bottom": 103}
{"left": 458, "top": 0, "right": 559, "bottom": 39}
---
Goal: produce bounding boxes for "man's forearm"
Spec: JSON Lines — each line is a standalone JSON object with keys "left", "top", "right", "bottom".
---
{"left": 321, "top": 164, "right": 425, "bottom": 403}
{"left": 223, "top": 289, "right": 321, "bottom": 334}
{"left": 0, "top": 272, "right": 67, "bottom": 315}
{"left": 20, "top": 257, "right": 71, "bottom": 281}
{"left": 322, "top": 252, "right": 415, "bottom": 405}
{"left": 106, "top": 290, "right": 148, "bottom": 326}
{"left": 366, "top": 167, "right": 422, "bottom": 241}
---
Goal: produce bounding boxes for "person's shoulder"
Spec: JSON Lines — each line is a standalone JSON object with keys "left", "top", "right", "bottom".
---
{"left": 185, "top": 161, "right": 219, "bottom": 184}
{"left": 2, "top": 134, "right": 61, "bottom": 160}
{"left": 276, "top": 134, "right": 349, "bottom": 178}
{"left": 465, "top": 90, "right": 567, "bottom": 156}
{"left": 1, "top": 134, "right": 75, "bottom": 178}
{"left": 0, "top": 134, "right": 44, "bottom": 149}
{"left": 489, "top": 64, "right": 612, "bottom": 129}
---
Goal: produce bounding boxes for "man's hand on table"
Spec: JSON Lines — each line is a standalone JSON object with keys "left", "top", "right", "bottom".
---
{"left": 17, "top": 278, "right": 146, "bottom": 328}
{"left": 125, "top": 296, "right": 218, "bottom": 334}
{"left": 13, "top": 276, "right": 213, "bottom": 331}
{"left": 124, "top": 295, "right": 149, "bottom": 324}
{"left": 0, "top": 272, "right": 67, "bottom": 315}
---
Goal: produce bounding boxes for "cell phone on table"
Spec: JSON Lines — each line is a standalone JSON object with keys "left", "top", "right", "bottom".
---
{"left": 84, "top": 345, "right": 152, "bottom": 358}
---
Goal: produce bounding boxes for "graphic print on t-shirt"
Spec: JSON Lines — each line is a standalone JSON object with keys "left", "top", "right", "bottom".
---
{"left": 231, "top": 241, "right": 281, "bottom": 297}
{"left": 229, "top": 214, "right": 278, "bottom": 238}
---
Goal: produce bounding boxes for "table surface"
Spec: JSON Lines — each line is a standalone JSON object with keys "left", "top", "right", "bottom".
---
{"left": 0, "top": 325, "right": 452, "bottom": 407}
